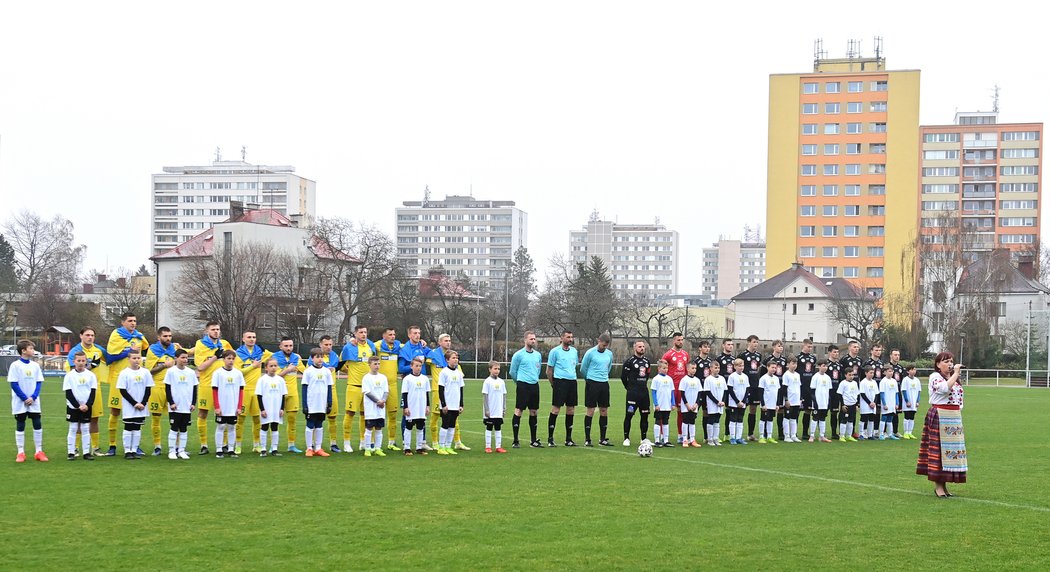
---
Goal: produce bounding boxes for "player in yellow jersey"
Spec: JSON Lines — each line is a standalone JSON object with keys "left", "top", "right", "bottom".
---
{"left": 274, "top": 337, "right": 305, "bottom": 453}
{"left": 233, "top": 330, "right": 272, "bottom": 454}
{"left": 339, "top": 325, "right": 376, "bottom": 453}
{"left": 375, "top": 327, "right": 402, "bottom": 450}
{"left": 427, "top": 334, "right": 469, "bottom": 450}
{"left": 65, "top": 326, "right": 108, "bottom": 455}
{"left": 192, "top": 321, "right": 232, "bottom": 454}
{"left": 144, "top": 327, "right": 179, "bottom": 456}
{"left": 104, "top": 312, "right": 146, "bottom": 456}
{"left": 319, "top": 335, "right": 342, "bottom": 451}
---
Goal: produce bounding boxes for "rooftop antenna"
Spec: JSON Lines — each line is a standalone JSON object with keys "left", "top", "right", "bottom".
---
{"left": 214, "top": 146, "right": 222, "bottom": 162}
{"left": 846, "top": 39, "right": 859, "bottom": 60}
{"left": 241, "top": 145, "right": 246, "bottom": 162}
{"left": 992, "top": 85, "right": 1000, "bottom": 113}
{"left": 654, "top": 216, "right": 661, "bottom": 226}
{"left": 589, "top": 209, "right": 600, "bottom": 223}
{"left": 873, "top": 36, "right": 883, "bottom": 61}
{"left": 813, "top": 38, "right": 826, "bottom": 68}
{"left": 423, "top": 184, "right": 431, "bottom": 207}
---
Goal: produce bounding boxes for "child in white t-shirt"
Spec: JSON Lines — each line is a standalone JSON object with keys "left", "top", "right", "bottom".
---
{"left": 702, "top": 368, "right": 727, "bottom": 446}
{"left": 836, "top": 369, "right": 860, "bottom": 442}
{"left": 899, "top": 366, "right": 922, "bottom": 439}
{"left": 117, "top": 351, "right": 154, "bottom": 460}
{"left": 757, "top": 370, "right": 780, "bottom": 443}
{"left": 678, "top": 363, "right": 704, "bottom": 448}
{"left": 809, "top": 361, "right": 833, "bottom": 442}
{"left": 437, "top": 351, "right": 465, "bottom": 455}
{"left": 727, "top": 359, "right": 750, "bottom": 445}
{"left": 878, "top": 372, "right": 901, "bottom": 441}
{"left": 255, "top": 358, "right": 287, "bottom": 457}
{"left": 361, "top": 356, "right": 389, "bottom": 457}
{"left": 164, "top": 349, "right": 198, "bottom": 459}
{"left": 482, "top": 361, "right": 508, "bottom": 453}
{"left": 650, "top": 360, "right": 676, "bottom": 447}
{"left": 301, "top": 349, "right": 334, "bottom": 457}
{"left": 401, "top": 356, "right": 430, "bottom": 455}
{"left": 211, "top": 351, "right": 245, "bottom": 458}
{"left": 63, "top": 352, "right": 97, "bottom": 460}
{"left": 781, "top": 358, "right": 802, "bottom": 443}
{"left": 857, "top": 367, "right": 880, "bottom": 440}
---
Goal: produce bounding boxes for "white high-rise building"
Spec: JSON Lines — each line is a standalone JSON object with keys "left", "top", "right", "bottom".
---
{"left": 395, "top": 193, "right": 527, "bottom": 285}
{"left": 151, "top": 157, "right": 316, "bottom": 256}
{"left": 570, "top": 213, "right": 679, "bottom": 299}
{"left": 702, "top": 238, "right": 766, "bottom": 304}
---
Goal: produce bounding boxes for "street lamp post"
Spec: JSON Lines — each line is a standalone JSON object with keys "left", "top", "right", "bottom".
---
{"left": 12, "top": 310, "right": 18, "bottom": 345}
{"left": 959, "top": 332, "right": 965, "bottom": 368}
{"left": 489, "top": 320, "right": 497, "bottom": 361}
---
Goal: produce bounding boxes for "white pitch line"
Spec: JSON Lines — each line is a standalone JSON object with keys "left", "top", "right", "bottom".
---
{"left": 460, "top": 429, "right": 1050, "bottom": 513}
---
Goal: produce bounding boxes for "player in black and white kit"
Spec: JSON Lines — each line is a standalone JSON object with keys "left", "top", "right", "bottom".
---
{"left": 825, "top": 344, "right": 843, "bottom": 439}
{"left": 862, "top": 343, "right": 885, "bottom": 439}
{"left": 840, "top": 341, "right": 863, "bottom": 439}
{"left": 738, "top": 335, "right": 763, "bottom": 441}
{"left": 691, "top": 340, "right": 713, "bottom": 441}
{"left": 620, "top": 340, "right": 651, "bottom": 447}
{"left": 886, "top": 349, "right": 906, "bottom": 438}
{"left": 795, "top": 339, "right": 817, "bottom": 440}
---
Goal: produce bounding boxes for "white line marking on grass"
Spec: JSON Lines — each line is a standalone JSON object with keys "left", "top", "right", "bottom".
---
{"left": 460, "top": 429, "right": 1050, "bottom": 513}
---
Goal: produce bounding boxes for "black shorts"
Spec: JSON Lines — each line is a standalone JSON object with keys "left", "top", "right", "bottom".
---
{"left": 515, "top": 382, "right": 540, "bottom": 411}
{"left": 484, "top": 417, "right": 504, "bottom": 430}
{"left": 828, "top": 386, "right": 841, "bottom": 409}
{"left": 365, "top": 418, "right": 385, "bottom": 429}
{"left": 306, "top": 412, "right": 326, "bottom": 424}
{"left": 584, "top": 380, "right": 610, "bottom": 408}
{"left": 747, "top": 385, "right": 762, "bottom": 405}
{"left": 215, "top": 415, "right": 237, "bottom": 425}
{"left": 551, "top": 378, "right": 578, "bottom": 407}
{"left": 169, "top": 412, "right": 191, "bottom": 429}
{"left": 66, "top": 407, "right": 91, "bottom": 423}
{"left": 654, "top": 410, "right": 671, "bottom": 423}
{"left": 682, "top": 411, "right": 698, "bottom": 424}
{"left": 626, "top": 387, "right": 650, "bottom": 412}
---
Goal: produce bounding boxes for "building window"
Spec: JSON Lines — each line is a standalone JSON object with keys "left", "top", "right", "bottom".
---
{"left": 800, "top": 247, "right": 815, "bottom": 258}
{"left": 1000, "top": 200, "right": 1038, "bottom": 209}
{"left": 825, "top": 103, "right": 840, "bottom": 114}
{"left": 847, "top": 122, "right": 862, "bottom": 134}
{"left": 869, "top": 164, "right": 887, "bottom": 174}
{"left": 801, "top": 185, "right": 816, "bottom": 196}
{"left": 924, "top": 133, "right": 960, "bottom": 143}
{"left": 843, "top": 185, "right": 860, "bottom": 196}
{"left": 844, "top": 205, "right": 860, "bottom": 216}
{"left": 802, "top": 165, "right": 817, "bottom": 176}
{"left": 823, "top": 205, "right": 838, "bottom": 216}
{"left": 802, "top": 144, "right": 817, "bottom": 155}
{"left": 822, "top": 246, "right": 838, "bottom": 257}
{"left": 848, "top": 81, "right": 863, "bottom": 92}
{"left": 802, "top": 123, "right": 818, "bottom": 135}
{"left": 846, "top": 143, "right": 861, "bottom": 154}
{"left": 1001, "top": 166, "right": 1039, "bottom": 176}
{"left": 869, "top": 143, "right": 886, "bottom": 154}
{"left": 803, "top": 103, "right": 818, "bottom": 114}
{"left": 870, "top": 101, "right": 887, "bottom": 112}
{"left": 871, "top": 80, "right": 888, "bottom": 92}
{"left": 868, "top": 206, "right": 886, "bottom": 216}
{"left": 1002, "top": 131, "right": 1040, "bottom": 141}
{"left": 845, "top": 164, "right": 861, "bottom": 175}
{"left": 867, "top": 267, "right": 884, "bottom": 277}
{"left": 824, "top": 123, "right": 840, "bottom": 135}
{"left": 824, "top": 144, "right": 839, "bottom": 155}
{"left": 867, "top": 247, "right": 884, "bottom": 256}
{"left": 871, "top": 123, "right": 887, "bottom": 133}
{"left": 923, "top": 150, "right": 960, "bottom": 160}
{"left": 800, "top": 226, "right": 815, "bottom": 237}
{"left": 868, "top": 184, "right": 886, "bottom": 195}
{"left": 825, "top": 82, "right": 841, "bottom": 93}
{"left": 844, "top": 225, "right": 859, "bottom": 237}
{"left": 803, "top": 82, "right": 818, "bottom": 94}
{"left": 1000, "top": 183, "right": 1038, "bottom": 193}
{"left": 800, "top": 206, "right": 816, "bottom": 216}
{"left": 843, "top": 267, "right": 859, "bottom": 278}
{"left": 822, "top": 226, "right": 837, "bottom": 237}
{"left": 823, "top": 165, "right": 839, "bottom": 175}
{"left": 922, "top": 184, "right": 958, "bottom": 194}
{"left": 844, "top": 246, "right": 859, "bottom": 257}
{"left": 868, "top": 226, "right": 885, "bottom": 236}
{"left": 847, "top": 102, "right": 863, "bottom": 113}
{"left": 823, "top": 185, "right": 838, "bottom": 196}
{"left": 1000, "top": 234, "right": 1036, "bottom": 244}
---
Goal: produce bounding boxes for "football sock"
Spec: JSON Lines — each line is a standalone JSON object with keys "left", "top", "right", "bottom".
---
{"left": 197, "top": 417, "right": 209, "bottom": 448}
{"left": 79, "top": 423, "right": 90, "bottom": 453}
{"left": 512, "top": 414, "right": 521, "bottom": 441}
{"left": 168, "top": 429, "right": 178, "bottom": 452}
{"left": 454, "top": 420, "right": 462, "bottom": 444}
{"left": 227, "top": 425, "right": 236, "bottom": 449}
{"left": 67, "top": 424, "right": 78, "bottom": 454}
{"left": 123, "top": 430, "right": 133, "bottom": 454}
{"left": 747, "top": 412, "right": 756, "bottom": 437}
{"left": 565, "top": 414, "right": 574, "bottom": 441}
{"left": 342, "top": 414, "right": 352, "bottom": 442}
{"left": 287, "top": 414, "right": 297, "bottom": 446}
{"left": 528, "top": 415, "right": 538, "bottom": 441}
{"left": 584, "top": 415, "right": 592, "bottom": 441}
{"left": 131, "top": 429, "right": 141, "bottom": 452}
{"left": 818, "top": 420, "right": 826, "bottom": 437}
{"left": 599, "top": 416, "right": 608, "bottom": 440}
{"left": 15, "top": 430, "right": 25, "bottom": 453}
{"left": 259, "top": 428, "right": 268, "bottom": 451}
{"left": 547, "top": 413, "right": 557, "bottom": 441}
{"left": 364, "top": 428, "right": 373, "bottom": 450}
{"left": 33, "top": 428, "right": 43, "bottom": 452}
{"left": 623, "top": 411, "right": 634, "bottom": 439}
{"left": 152, "top": 415, "right": 162, "bottom": 446}
{"left": 91, "top": 431, "right": 99, "bottom": 450}
{"left": 802, "top": 411, "right": 812, "bottom": 438}
{"left": 109, "top": 413, "right": 120, "bottom": 447}
{"left": 495, "top": 430, "right": 502, "bottom": 448}
{"left": 640, "top": 412, "right": 649, "bottom": 439}
{"left": 485, "top": 429, "right": 493, "bottom": 448}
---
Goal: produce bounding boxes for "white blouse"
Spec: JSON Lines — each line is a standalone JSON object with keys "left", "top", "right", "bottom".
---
{"left": 928, "top": 372, "right": 964, "bottom": 407}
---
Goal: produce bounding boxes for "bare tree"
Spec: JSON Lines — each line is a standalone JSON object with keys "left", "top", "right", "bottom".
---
{"left": 92, "top": 268, "right": 156, "bottom": 326}
{"left": 618, "top": 299, "right": 678, "bottom": 350}
{"left": 312, "top": 218, "right": 400, "bottom": 341}
{"left": 3, "top": 210, "right": 85, "bottom": 293}
{"left": 825, "top": 295, "right": 880, "bottom": 349}
{"left": 268, "top": 264, "right": 334, "bottom": 344}
{"left": 170, "top": 242, "right": 290, "bottom": 336}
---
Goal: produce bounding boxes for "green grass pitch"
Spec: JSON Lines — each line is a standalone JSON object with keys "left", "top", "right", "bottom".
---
{"left": 1, "top": 377, "right": 1048, "bottom": 569}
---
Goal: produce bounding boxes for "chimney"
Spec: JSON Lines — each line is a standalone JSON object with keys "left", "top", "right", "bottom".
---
{"left": 229, "top": 200, "right": 245, "bottom": 220}
{"left": 83, "top": 284, "right": 93, "bottom": 294}
{"left": 1018, "top": 255, "right": 1036, "bottom": 280}
{"left": 116, "top": 277, "right": 127, "bottom": 289}
{"left": 97, "top": 274, "right": 106, "bottom": 283}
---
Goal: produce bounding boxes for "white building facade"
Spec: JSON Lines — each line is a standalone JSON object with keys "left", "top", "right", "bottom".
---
{"left": 570, "top": 214, "right": 679, "bottom": 299}
{"left": 151, "top": 159, "right": 316, "bottom": 257}
{"left": 702, "top": 239, "right": 766, "bottom": 303}
{"left": 395, "top": 194, "right": 527, "bottom": 286}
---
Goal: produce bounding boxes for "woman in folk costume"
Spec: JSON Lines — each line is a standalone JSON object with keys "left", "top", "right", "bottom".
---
{"left": 916, "top": 351, "right": 967, "bottom": 498}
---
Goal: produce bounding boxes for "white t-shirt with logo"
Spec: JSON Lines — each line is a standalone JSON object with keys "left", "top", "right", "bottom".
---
{"left": 117, "top": 367, "right": 154, "bottom": 420}
{"left": 255, "top": 373, "right": 288, "bottom": 423}
{"left": 164, "top": 366, "right": 199, "bottom": 413}
{"left": 401, "top": 373, "right": 429, "bottom": 420}
{"left": 63, "top": 369, "right": 97, "bottom": 408}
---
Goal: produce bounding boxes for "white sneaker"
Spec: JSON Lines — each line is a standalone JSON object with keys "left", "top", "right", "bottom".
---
{"left": 167, "top": 450, "right": 177, "bottom": 460}
{"left": 177, "top": 451, "right": 190, "bottom": 460}
{"left": 343, "top": 440, "right": 353, "bottom": 453}
{"left": 622, "top": 438, "right": 631, "bottom": 447}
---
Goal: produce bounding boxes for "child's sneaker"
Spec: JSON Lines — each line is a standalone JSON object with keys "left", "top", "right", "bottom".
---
{"left": 153, "top": 447, "right": 162, "bottom": 457}
{"left": 808, "top": 437, "right": 815, "bottom": 443}
{"left": 83, "top": 453, "right": 95, "bottom": 460}
{"left": 34, "top": 451, "right": 49, "bottom": 462}
{"left": 330, "top": 444, "right": 342, "bottom": 453}
{"left": 839, "top": 436, "right": 847, "bottom": 443}
{"left": 199, "top": 446, "right": 209, "bottom": 455}
{"left": 178, "top": 451, "right": 191, "bottom": 460}
{"left": 622, "top": 439, "right": 631, "bottom": 447}
{"left": 107, "top": 446, "right": 118, "bottom": 456}
{"left": 126, "top": 452, "right": 138, "bottom": 460}
{"left": 387, "top": 443, "right": 400, "bottom": 451}
{"left": 436, "top": 448, "right": 450, "bottom": 455}
{"left": 820, "top": 437, "right": 832, "bottom": 443}
{"left": 260, "top": 450, "right": 268, "bottom": 457}
{"left": 343, "top": 441, "right": 354, "bottom": 453}
{"left": 269, "top": 450, "right": 281, "bottom": 457}
{"left": 446, "top": 447, "right": 458, "bottom": 455}
{"left": 364, "top": 449, "right": 373, "bottom": 457}
{"left": 485, "top": 448, "right": 493, "bottom": 453}
{"left": 233, "top": 445, "right": 242, "bottom": 455}
{"left": 374, "top": 448, "right": 387, "bottom": 457}
{"left": 454, "top": 441, "right": 471, "bottom": 451}
{"left": 404, "top": 449, "right": 414, "bottom": 456}
{"left": 67, "top": 453, "right": 76, "bottom": 461}
{"left": 168, "top": 451, "right": 177, "bottom": 460}
{"left": 287, "top": 445, "right": 302, "bottom": 454}
{"left": 416, "top": 448, "right": 428, "bottom": 455}
{"left": 496, "top": 447, "right": 507, "bottom": 453}
{"left": 315, "top": 448, "right": 330, "bottom": 457}
{"left": 857, "top": 435, "right": 867, "bottom": 441}
{"left": 304, "top": 449, "right": 314, "bottom": 457}
{"left": 758, "top": 438, "right": 767, "bottom": 444}
{"left": 878, "top": 434, "right": 887, "bottom": 441}
{"left": 847, "top": 436, "right": 858, "bottom": 442}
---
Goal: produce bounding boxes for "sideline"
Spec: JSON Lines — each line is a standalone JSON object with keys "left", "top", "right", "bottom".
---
{"left": 461, "top": 429, "right": 1050, "bottom": 513}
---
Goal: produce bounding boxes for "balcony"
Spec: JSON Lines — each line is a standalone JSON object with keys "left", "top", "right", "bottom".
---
{"left": 961, "top": 191, "right": 996, "bottom": 199}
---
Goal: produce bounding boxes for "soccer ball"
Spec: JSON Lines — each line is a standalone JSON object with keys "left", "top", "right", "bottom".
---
{"left": 637, "top": 439, "right": 654, "bottom": 457}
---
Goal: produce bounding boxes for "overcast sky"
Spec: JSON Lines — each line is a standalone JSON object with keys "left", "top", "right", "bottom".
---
{"left": 2, "top": 1, "right": 1047, "bottom": 292}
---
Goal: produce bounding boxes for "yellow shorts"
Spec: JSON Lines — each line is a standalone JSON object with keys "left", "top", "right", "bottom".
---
{"left": 241, "top": 384, "right": 260, "bottom": 416}
{"left": 197, "top": 383, "right": 213, "bottom": 411}
{"left": 344, "top": 384, "right": 363, "bottom": 413}
{"left": 147, "top": 384, "right": 167, "bottom": 416}
{"left": 107, "top": 380, "right": 122, "bottom": 411}
{"left": 91, "top": 388, "right": 104, "bottom": 418}
{"left": 283, "top": 379, "right": 300, "bottom": 412}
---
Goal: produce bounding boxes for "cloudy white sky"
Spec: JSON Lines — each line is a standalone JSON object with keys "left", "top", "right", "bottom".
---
{"left": 2, "top": 1, "right": 1047, "bottom": 292}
